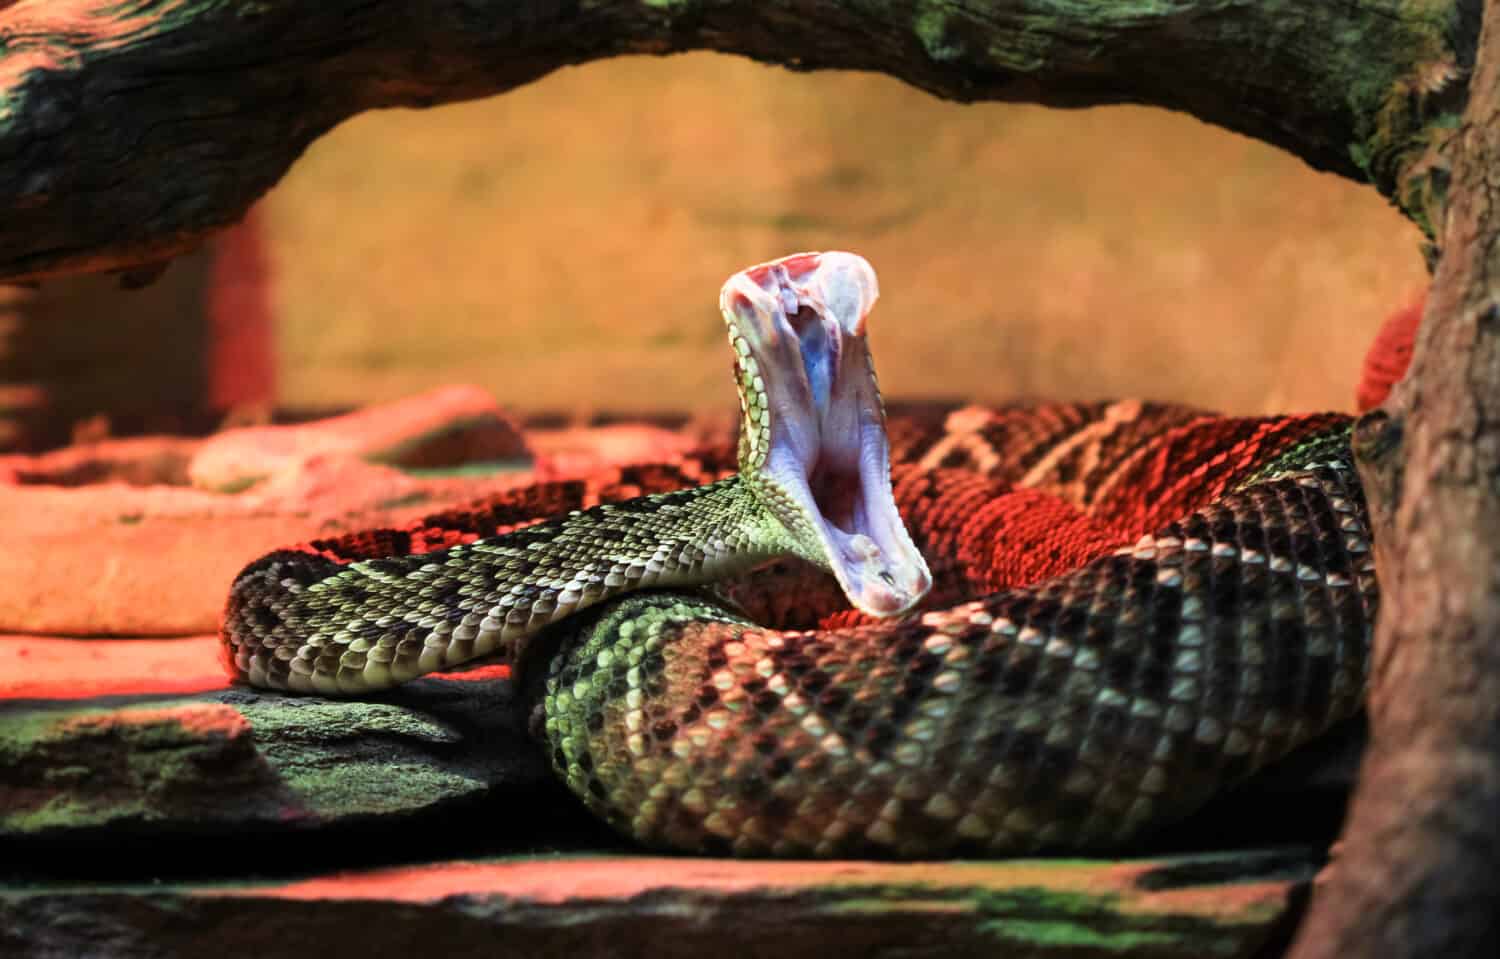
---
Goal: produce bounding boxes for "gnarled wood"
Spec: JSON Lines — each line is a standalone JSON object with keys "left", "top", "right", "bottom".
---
{"left": 0, "top": 0, "right": 1470, "bottom": 283}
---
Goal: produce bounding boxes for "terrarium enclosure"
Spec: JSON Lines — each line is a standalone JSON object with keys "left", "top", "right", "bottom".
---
{"left": 4, "top": 3, "right": 1500, "bottom": 958}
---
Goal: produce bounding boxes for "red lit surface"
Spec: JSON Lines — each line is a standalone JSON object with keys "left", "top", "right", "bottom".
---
{"left": 0, "top": 634, "right": 509, "bottom": 702}
{"left": 0, "top": 635, "right": 230, "bottom": 701}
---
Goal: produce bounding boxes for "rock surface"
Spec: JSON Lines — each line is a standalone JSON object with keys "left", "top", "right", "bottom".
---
{"left": 0, "top": 395, "right": 1344, "bottom": 958}
{"left": 184, "top": 385, "right": 528, "bottom": 491}
{"left": 0, "top": 627, "right": 1335, "bottom": 959}
{"left": 0, "top": 850, "right": 1315, "bottom": 959}
{"left": 0, "top": 387, "right": 537, "bottom": 636}
{"left": 0, "top": 636, "right": 549, "bottom": 842}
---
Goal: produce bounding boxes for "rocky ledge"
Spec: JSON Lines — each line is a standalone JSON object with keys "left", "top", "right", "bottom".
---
{"left": 0, "top": 390, "right": 1350, "bottom": 958}
{"left": 0, "top": 626, "right": 1350, "bottom": 958}
{"left": 2, "top": 850, "right": 1315, "bottom": 959}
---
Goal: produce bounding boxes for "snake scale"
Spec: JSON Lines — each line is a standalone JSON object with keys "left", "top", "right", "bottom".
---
{"left": 222, "top": 252, "right": 1377, "bottom": 858}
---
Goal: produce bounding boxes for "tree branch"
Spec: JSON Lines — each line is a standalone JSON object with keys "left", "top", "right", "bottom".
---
{"left": 0, "top": 0, "right": 1473, "bottom": 283}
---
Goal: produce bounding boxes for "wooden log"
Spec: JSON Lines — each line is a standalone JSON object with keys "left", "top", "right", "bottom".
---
{"left": 0, "top": 1, "right": 1468, "bottom": 283}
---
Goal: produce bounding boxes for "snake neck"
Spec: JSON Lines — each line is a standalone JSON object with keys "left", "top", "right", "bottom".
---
{"left": 223, "top": 475, "right": 797, "bottom": 695}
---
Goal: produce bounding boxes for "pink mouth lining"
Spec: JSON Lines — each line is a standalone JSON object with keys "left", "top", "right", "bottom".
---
{"left": 721, "top": 252, "right": 931, "bottom": 617}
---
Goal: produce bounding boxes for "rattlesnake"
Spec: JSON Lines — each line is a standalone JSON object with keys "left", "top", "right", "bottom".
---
{"left": 222, "top": 252, "right": 1375, "bottom": 857}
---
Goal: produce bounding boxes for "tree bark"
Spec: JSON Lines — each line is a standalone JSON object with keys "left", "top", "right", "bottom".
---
{"left": 5, "top": 1, "right": 1500, "bottom": 956}
{"left": 0, "top": 0, "right": 1471, "bottom": 284}
{"left": 1293, "top": 2, "right": 1500, "bottom": 954}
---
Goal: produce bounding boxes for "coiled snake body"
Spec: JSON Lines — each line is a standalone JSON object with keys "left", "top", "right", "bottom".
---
{"left": 223, "top": 253, "right": 1375, "bottom": 858}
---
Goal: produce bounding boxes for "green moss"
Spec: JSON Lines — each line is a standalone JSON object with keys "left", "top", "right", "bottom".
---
{"left": 5, "top": 799, "right": 97, "bottom": 834}
{"left": 0, "top": 698, "right": 505, "bottom": 836}
{"left": 914, "top": 2, "right": 963, "bottom": 63}
{"left": 234, "top": 699, "right": 483, "bottom": 818}
{"left": 1341, "top": 0, "right": 1467, "bottom": 231}
{"left": 827, "top": 874, "right": 1272, "bottom": 954}
{"left": 981, "top": 919, "right": 1179, "bottom": 952}
{"left": 0, "top": 704, "right": 257, "bottom": 833}
{"left": 985, "top": 40, "right": 1046, "bottom": 73}
{"left": 1349, "top": 141, "right": 1374, "bottom": 178}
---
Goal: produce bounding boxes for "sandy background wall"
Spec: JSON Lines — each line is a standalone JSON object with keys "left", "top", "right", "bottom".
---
{"left": 265, "top": 54, "right": 1428, "bottom": 418}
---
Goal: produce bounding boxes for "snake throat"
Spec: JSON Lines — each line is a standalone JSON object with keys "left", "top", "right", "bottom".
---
{"left": 721, "top": 252, "right": 931, "bottom": 617}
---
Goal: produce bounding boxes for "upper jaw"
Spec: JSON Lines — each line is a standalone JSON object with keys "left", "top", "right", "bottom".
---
{"left": 720, "top": 251, "right": 932, "bottom": 618}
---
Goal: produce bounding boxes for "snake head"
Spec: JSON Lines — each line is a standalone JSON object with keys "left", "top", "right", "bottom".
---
{"left": 720, "top": 251, "right": 932, "bottom": 617}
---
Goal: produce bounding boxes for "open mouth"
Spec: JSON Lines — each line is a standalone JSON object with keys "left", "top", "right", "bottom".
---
{"left": 721, "top": 252, "right": 931, "bottom": 617}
